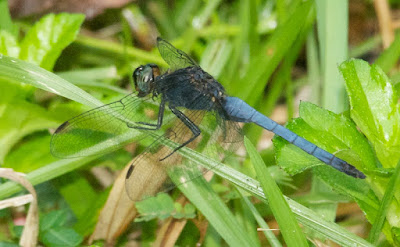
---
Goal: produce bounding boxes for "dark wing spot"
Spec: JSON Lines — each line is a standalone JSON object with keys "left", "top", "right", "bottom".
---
{"left": 126, "top": 165, "right": 134, "bottom": 179}
{"left": 54, "top": 121, "right": 70, "bottom": 134}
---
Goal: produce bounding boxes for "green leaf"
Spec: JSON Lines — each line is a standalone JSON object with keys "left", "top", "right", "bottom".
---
{"left": 239, "top": 191, "right": 282, "bottom": 247}
{"left": 0, "top": 30, "right": 20, "bottom": 57}
{"left": 272, "top": 102, "right": 381, "bottom": 217}
{"left": 368, "top": 160, "right": 400, "bottom": 244}
{"left": 339, "top": 59, "right": 400, "bottom": 168}
{"left": 135, "top": 193, "right": 176, "bottom": 222}
{"left": 41, "top": 227, "right": 83, "bottom": 247}
{"left": 274, "top": 101, "right": 374, "bottom": 174}
{"left": 0, "top": 0, "right": 18, "bottom": 36}
{"left": 0, "top": 100, "right": 58, "bottom": 162}
{"left": 300, "top": 101, "right": 375, "bottom": 171}
{"left": 375, "top": 34, "right": 400, "bottom": 73}
{"left": 164, "top": 141, "right": 372, "bottom": 246}
{"left": 54, "top": 172, "right": 98, "bottom": 219}
{"left": 236, "top": 0, "right": 313, "bottom": 106}
{"left": 313, "top": 166, "right": 377, "bottom": 209}
{"left": 0, "top": 241, "right": 20, "bottom": 247}
{"left": 167, "top": 159, "right": 259, "bottom": 247}
{"left": 40, "top": 210, "right": 69, "bottom": 232}
{"left": 4, "top": 135, "right": 55, "bottom": 172}
{"left": 0, "top": 55, "right": 103, "bottom": 108}
{"left": 244, "top": 137, "right": 308, "bottom": 247}
{"left": 19, "top": 13, "right": 85, "bottom": 71}
{"left": 273, "top": 118, "right": 339, "bottom": 175}
{"left": 135, "top": 194, "right": 196, "bottom": 222}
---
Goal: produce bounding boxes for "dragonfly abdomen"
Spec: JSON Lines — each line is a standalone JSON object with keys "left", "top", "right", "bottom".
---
{"left": 223, "top": 96, "right": 365, "bottom": 178}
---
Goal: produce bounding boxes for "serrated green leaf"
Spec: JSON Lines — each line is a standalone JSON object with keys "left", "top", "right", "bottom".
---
{"left": 274, "top": 101, "right": 374, "bottom": 175}
{"left": 19, "top": 13, "right": 85, "bottom": 71}
{"left": 273, "top": 118, "right": 336, "bottom": 175}
{"left": 41, "top": 227, "right": 83, "bottom": 247}
{"left": 339, "top": 59, "right": 400, "bottom": 168}
{"left": 300, "top": 101, "right": 375, "bottom": 171}
{"left": 40, "top": 210, "right": 69, "bottom": 232}
{"left": 0, "top": 30, "right": 20, "bottom": 57}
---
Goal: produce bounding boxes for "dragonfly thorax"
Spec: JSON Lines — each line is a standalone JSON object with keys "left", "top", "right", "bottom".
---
{"left": 133, "top": 64, "right": 161, "bottom": 97}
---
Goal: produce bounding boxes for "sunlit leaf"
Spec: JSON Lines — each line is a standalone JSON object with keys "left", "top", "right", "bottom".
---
{"left": 19, "top": 13, "right": 85, "bottom": 71}
{"left": 0, "top": 30, "right": 20, "bottom": 57}
{"left": 339, "top": 59, "right": 400, "bottom": 168}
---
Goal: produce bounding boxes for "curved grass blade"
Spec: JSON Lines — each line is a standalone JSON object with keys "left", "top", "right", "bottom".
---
{"left": 0, "top": 55, "right": 103, "bottom": 108}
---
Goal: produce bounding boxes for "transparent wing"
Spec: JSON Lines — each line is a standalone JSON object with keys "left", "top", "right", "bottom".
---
{"left": 50, "top": 93, "right": 162, "bottom": 158}
{"left": 157, "top": 37, "right": 198, "bottom": 71}
{"left": 125, "top": 96, "right": 244, "bottom": 202}
{"left": 50, "top": 69, "right": 203, "bottom": 159}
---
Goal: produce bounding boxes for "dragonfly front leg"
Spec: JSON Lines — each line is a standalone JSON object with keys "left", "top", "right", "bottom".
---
{"left": 160, "top": 106, "right": 201, "bottom": 161}
{"left": 130, "top": 99, "right": 165, "bottom": 130}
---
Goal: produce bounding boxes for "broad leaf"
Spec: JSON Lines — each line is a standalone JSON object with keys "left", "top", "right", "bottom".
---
{"left": 41, "top": 227, "right": 83, "bottom": 247}
{"left": 339, "top": 59, "right": 400, "bottom": 168}
{"left": 274, "top": 101, "right": 373, "bottom": 174}
{"left": 19, "top": 13, "right": 85, "bottom": 71}
{"left": 0, "top": 30, "right": 20, "bottom": 57}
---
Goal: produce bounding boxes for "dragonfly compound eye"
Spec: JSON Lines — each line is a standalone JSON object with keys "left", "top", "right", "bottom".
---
{"left": 133, "top": 64, "right": 156, "bottom": 97}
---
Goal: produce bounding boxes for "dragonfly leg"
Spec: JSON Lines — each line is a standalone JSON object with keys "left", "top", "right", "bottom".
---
{"left": 160, "top": 106, "right": 201, "bottom": 161}
{"left": 131, "top": 98, "right": 165, "bottom": 130}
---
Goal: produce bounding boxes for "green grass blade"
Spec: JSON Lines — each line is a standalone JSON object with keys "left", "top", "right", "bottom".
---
{"left": 0, "top": 0, "right": 17, "bottom": 35}
{"left": 244, "top": 137, "right": 308, "bottom": 246}
{"left": 75, "top": 35, "right": 167, "bottom": 66}
{"left": 156, "top": 140, "right": 373, "bottom": 246}
{"left": 235, "top": 0, "right": 313, "bottom": 106}
{"left": 0, "top": 55, "right": 103, "bottom": 108}
{"left": 239, "top": 189, "right": 282, "bottom": 247}
{"left": 375, "top": 33, "right": 400, "bottom": 73}
{"left": 315, "top": 0, "right": 348, "bottom": 113}
{"left": 368, "top": 160, "right": 400, "bottom": 244}
{"left": 169, "top": 169, "right": 259, "bottom": 247}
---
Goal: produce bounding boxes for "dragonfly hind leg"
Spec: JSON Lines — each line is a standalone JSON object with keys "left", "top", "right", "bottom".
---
{"left": 160, "top": 106, "right": 201, "bottom": 161}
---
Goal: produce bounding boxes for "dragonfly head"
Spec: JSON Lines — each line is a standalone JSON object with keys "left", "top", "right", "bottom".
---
{"left": 133, "top": 64, "right": 160, "bottom": 97}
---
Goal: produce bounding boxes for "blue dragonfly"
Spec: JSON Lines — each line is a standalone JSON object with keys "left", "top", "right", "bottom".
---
{"left": 51, "top": 38, "right": 365, "bottom": 200}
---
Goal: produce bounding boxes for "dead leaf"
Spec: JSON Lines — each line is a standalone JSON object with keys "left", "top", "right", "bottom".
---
{"left": 89, "top": 165, "right": 137, "bottom": 245}
{"left": 0, "top": 168, "right": 39, "bottom": 247}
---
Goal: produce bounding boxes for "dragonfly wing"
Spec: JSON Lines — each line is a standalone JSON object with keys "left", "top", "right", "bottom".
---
{"left": 157, "top": 37, "right": 198, "bottom": 71}
{"left": 50, "top": 93, "right": 160, "bottom": 158}
{"left": 125, "top": 95, "right": 244, "bottom": 201}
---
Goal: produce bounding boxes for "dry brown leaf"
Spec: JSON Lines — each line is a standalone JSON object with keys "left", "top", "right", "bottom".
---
{"left": 0, "top": 168, "right": 39, "bottom": 247}
{"left": 89, "top": 164, "right": 137, "bottom": 245}
{"left": 90, "top": 110, "right": 208, "bottom": 244}
{"left": 153, "top": 196, "right": 188, "bottom": 247}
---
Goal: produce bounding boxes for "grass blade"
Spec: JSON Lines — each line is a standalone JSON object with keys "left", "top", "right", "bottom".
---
{"left": 244, "top": 137, "right": 308, "bottom": 246}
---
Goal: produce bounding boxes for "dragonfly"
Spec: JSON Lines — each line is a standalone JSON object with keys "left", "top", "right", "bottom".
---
{"left": 51, "top": 37, "right": 365, "bottom": 201}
